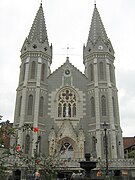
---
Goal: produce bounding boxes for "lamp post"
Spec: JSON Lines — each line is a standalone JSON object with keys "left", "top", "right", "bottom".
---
{"left": 103, "top": 122, "right": 108, "bottom": 176}
{"left": 34, "top": 135, "right": 40, "bottom": 179}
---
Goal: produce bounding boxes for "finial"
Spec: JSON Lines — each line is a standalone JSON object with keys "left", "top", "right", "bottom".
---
{"left": 40, "top": 0, "right": 42, "bottom": 5}
{"left": 62, "top": 44, "right": 74, "bottom": 59}
{"left": 94, "top": 0, "right": 96, "bottom": 7}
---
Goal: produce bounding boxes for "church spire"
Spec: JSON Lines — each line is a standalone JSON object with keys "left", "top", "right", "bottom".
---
{"left": 87, "top": 5, "right": 108, "bottom": 45}
{"left": 28, "top": 3, "right": 49, "bottom": 44}
{"left": 83, "top": 4, "right": 114, "bottom": 59}
{"left": 21, "top": 3, "right": 52, "bottom": 58}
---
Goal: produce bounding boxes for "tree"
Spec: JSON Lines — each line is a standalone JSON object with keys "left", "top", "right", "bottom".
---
{"left": 128, "top": 150, "right": 135, "bottom": 159}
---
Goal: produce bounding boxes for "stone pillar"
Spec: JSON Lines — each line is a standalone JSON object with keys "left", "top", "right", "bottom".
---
{"left": 93, "top": 58, "right": 102, "bottom": 158}
{"left": 106, "top": 58, "right": 117, "bottom": 158}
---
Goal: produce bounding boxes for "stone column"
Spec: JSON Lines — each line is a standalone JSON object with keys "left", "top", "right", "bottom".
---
{"left": 106, "top": 58, "right": 117, "bottom": 158}
{"left": 93, "top": 58, "right": 102, "bottom": 158}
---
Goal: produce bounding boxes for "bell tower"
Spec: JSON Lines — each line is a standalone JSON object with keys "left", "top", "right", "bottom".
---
{"left": 83, "top": 4, "right": 124, "bottom": 159}
{"left": 13, "top": 3, "right": 52, "bottom": 156}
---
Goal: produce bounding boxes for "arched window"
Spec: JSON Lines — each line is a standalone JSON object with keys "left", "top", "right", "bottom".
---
{"left": 89, "top": 64, "right": 94, "bottom": 81}
{"left": 68, "top": 103, "right": 71, "bottom": 117}
{"left": 18, "top": 96, "right": 22, "bottom": 117}
{"left": 101, "top": 95, "right": 106, "bottom": 116}
{"left": 112, "top": 97, "right": 115, "bottom": 117}
{"left": 109, "top": 64, "right": 113, "bottom": 82}
{"left": 99, "top": 62, "right": 104, "bottom": 80}
{"left": 58, "top": 89, "right": 76, "bottom": 118}
{"left": 25, "top": 134, "right": 30, "bottom": 154}
{"left": 22, "top": 63, "right": 26, "bottom": 81}
{"left": 27, "top": 95, "right": 33, "bottom": 115}
{"left": 41, "top": 63, "right": 45, "bottom": 81}
{"left": 39, "top": 96, "right": 44, "bottom": 117}
{"left": 90, "top": 97, "right": 95, "bottom": 117}
{"left": 58, "top": 103, "right": 62, "bottom": 117}
{"left": 73, "top": 103, "right": 76, "bottom": 117}
{"left": 30, "top": 61, "right": 36, "bottom": 79}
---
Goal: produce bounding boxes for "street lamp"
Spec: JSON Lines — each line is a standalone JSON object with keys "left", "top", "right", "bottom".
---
{"left": 103, "top": 122, "right": 109, "bottom": 176}
{"left": 34, "top": 134, "right": 41, "bottom": 179}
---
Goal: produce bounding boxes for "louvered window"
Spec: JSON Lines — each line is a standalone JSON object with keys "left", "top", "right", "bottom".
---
{"left": 18, "top": 96, "right": 22, "bottom": 117}
{"left": 41, "top": 63, "right": 45, "bottom": 81}
{"left": 39, "top": 96, "right": 44, "bottom": 117}
{"left": 27, "top": 95, "right": 33, "bottom": 115}
{"left": 101, "top": 95, "right": 106, "bottom": 116}
{"left": 25, "top": 134, "right": 30, "bottom": 154}
{"left": 30, "top": 61, "right": 36, "bottom": 79}
{"left": 91, "top": 97, "right": 95, "bottom": 117}
{"left": 99, "top": 62, "right": 104, "bottom": 80}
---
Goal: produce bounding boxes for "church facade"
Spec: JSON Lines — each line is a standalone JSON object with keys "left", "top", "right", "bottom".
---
{"left": 13, "top": 3, "right": 124, "bottom": 164}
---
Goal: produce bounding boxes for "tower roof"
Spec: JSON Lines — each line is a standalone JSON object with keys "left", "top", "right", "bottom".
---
{"left": 83, "top": 4, "right": 114, "bottom": 59}
{"left": 87, "top": 4, "right": 108, "bottom": 44}
{"left": 28, "top": 3, "right": 49, "bottom": 45}
{"left": 21, "top": 3, "right": 52, "bottom": 58}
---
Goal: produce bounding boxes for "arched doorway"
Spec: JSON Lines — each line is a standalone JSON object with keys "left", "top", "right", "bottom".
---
{"left": 13, "top": 169, "right": 21, "bottom": 180}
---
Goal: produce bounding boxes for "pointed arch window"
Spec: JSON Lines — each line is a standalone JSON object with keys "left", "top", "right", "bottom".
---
{"left": 90, "top": 64, "right": 94, "bottom": 81}
{"left": 39, "top": 96, "right": 44, "bottom": 117}
{"left": 30, "top": 61, "right": 36, "bottom": 79}
{"left": 99, "top": 62, "right": 104, "bottom": 80}
{"left": 41, "top": 63, "right": 45, "bottom": 81}
{"left": 109, "top": 64, "right": 113, "bottom": 82}
{"left": 112, "top": 97, "right": 115, "bottom": 118}
{"left": 58, "top": 89, "right": 76, "bottom": 118}
{"left": 58, "top": 103, "right": 62, "bottom": 117}
{"left": 73, "top": 103, "right": 76, "bottom": 117}
{"left": 27, "top": 95, "right": 33, "bottom": 115}
{"left": 18, "top": 96, "right": 22, "bottom": 117}
{"left": 25, "top": 134, "right": 30, "bottom": 154}
{"left": 101, "top": 95, "right": 106, "bottom": 116}
{"left": 22, "top": 63, "right": 26, "bottom": 81}
{"left": 90, "top": 97, "right": 95, "bottom": 117}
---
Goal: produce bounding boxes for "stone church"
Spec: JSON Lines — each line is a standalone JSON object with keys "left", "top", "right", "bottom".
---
{"left": 13, "top": 2, "right": 124, "bottom": 165}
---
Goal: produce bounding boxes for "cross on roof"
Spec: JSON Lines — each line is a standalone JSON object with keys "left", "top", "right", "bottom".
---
{"left": 62, "top": 44, "right": 74, "bottom": 57}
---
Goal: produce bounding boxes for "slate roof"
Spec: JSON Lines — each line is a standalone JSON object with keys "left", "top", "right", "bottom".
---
{"left": 123, "top": 137, "right": 135, "bottom": 149}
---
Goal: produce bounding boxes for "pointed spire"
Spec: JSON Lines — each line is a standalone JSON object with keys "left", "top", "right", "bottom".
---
{"left": 27, "top": 3, "right": 49, "bottom": 45}
{"left": 87, "top": 5, "right": 108, "bottom": 45}
{"left": 83, "top": 4, "right": 114, "bottom": 62}
{"left": 94, "top": 0, "right": 96, "bottom": 7}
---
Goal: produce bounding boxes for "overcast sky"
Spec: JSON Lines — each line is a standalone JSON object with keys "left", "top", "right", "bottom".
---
{"left": 0, "top": 0, "right": 135, "bottom": 137}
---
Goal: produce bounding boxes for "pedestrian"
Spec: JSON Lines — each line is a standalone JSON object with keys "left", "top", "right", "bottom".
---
{"left": 97, "top": 169, "right": 102, "bottom": 177}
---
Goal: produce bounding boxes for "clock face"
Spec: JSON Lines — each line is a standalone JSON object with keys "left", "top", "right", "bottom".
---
{"left": 65, "top": 69, "right": 70, "bottom": 75}
{"left": 98, "top": 45, "right": 103, "bottom": 50}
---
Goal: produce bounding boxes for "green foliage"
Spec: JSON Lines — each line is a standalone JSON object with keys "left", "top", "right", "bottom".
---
{"left": 128, "top": 150, "right": 135, "bottom": 158}
{"left": 0, "top": 162, "right": 7, "bottom": 180}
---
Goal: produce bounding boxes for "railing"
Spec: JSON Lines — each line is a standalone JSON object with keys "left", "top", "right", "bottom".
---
{"left": 97, "top": 158, "right": 135, "bottom": 170}
{"left": 3, "top": 156, "right": 135, "bottom": 170}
